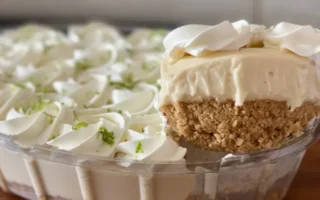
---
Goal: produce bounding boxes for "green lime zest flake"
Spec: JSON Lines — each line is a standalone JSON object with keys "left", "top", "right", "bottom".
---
{"left": 109, "top": 74, "right": 139, "bottom": 90}
{"left": 141, "top": 62, "right": 157, "bottom": 72}
{"left": 127, "top": 49, "right": 134, "bottom": 56}
{"left": 18, "top": 26, "right": 34, "bottom": 40}
{"left": 135, "top": 141, "right": 144, "bottom": 154}
{"left": 116, "top": 57, "right": 125, "bottom": 63}
{"left": 104, "top": 32, "right": 111, "bottom": 39}
{"left": 44, "top": 112, "right": 55, "bottom": 124}
{"left": 147, "top": 81, "right": 161, "bottom": 90}
{"left": 75, "top": 59, "right": 92, "bottom": 71}
{"left": 106, "top": 108, "right": 122, "bottom": 114}
{"left": 12, "top": 82, "right": 27, "bottom": 89}
{"left": 49, "top": 135, "right": 56, "bottom": 140}
{"left": 97, "top": 126, "right": 115, "bottom": 145}
{"left": 95, "top": 91, "right": 100, "bottom": 95}
{"left": 107, "top": 99, "right": 112, "bottom": 104}
{"left": 43, "top": 44, "right": 55, "bottom": 53}
{"left": 25, "top": 101, "right": 52, "bottom": 115}
{"left": 154, "top": 45, "right": 164, "bottom": 51}
{"left": 155, "top": 83, "right": 161, "bottom": 90}
{"left": 72, "top": 121, "right": 88, "bottom": 130}
{"left": 99, "top": 51, "right": 111, "bottom": 63}
{"left": 62, "top": 89, "right": 68, "bottom": 95}
{"left": 148, "top": 29, "right": 168, "bottom": 40}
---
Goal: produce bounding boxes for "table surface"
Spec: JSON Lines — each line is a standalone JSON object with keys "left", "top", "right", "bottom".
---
{"left": 1, "top": 143, "right": 320, "bottom": 200}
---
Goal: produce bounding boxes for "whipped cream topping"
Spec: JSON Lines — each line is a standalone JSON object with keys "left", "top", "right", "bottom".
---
{"left": 164, "top": 20, "right": 252, "bottom": 61}
{"left": 264, "top": 22, "right": 320, "bottom": 61}
{"left": 164, "top": 20, "right": 320, "bottom": 63}
{"left": 0, "top": 85, "right": 37, "bottom": 119}
{"left": 0, "top": 101, "right": 73, "bottom": 147}
{"left": 0, "top": 22, "right": 186, "bottom": 162}
{"left": 117, "top": 113, "right": 186, "bottom": 162}
{"left": 48, "top": 116, "right": 125, "bottom": 157}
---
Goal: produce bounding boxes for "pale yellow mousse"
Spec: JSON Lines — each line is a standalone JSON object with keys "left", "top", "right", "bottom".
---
{"left": 159, "top": 48, "right": 320, "bottom": 110}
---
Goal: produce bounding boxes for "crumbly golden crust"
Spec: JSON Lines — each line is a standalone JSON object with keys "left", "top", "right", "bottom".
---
{"left": 161, "top": 100, "right": 320, "bottom": 153}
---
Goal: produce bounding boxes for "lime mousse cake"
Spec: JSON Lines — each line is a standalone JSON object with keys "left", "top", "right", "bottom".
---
{"left": 159, "top": 21, "right": 320, "bottom": 153}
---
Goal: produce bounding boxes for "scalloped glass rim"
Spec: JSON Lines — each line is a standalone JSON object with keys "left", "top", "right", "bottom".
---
{"left": 0, "top": 117, "right": 319, "bottom": 174}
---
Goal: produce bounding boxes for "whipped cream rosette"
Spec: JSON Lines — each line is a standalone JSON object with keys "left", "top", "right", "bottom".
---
{"left": 81, "top": 51, "right": 162, "bottom": 84}
{"left": 129, "top": 113, "right": 163, "bottom": 131}
{"left": 124, "top": 52, "right": 161, "bottom": 83}
{"left": 73, "top": 44, "right": 119, "bottom": 70}
{"left": 264, "top": 22, "right": 320, "bottom": 63}
{"left": 48, "top": 112, "right": 127, "bottom": 157}
{"left": 0, "top": 84, "right": 37, "bottom": 119}
{"left": 163, "top": 20, "right": 251, "bottom": 60}
{"left": 0, "top": 101, "right": 73, "bottom": 147}
{"left": 0, "top": 25, "right": 73, "bottom": 71}
{"left": 71, "top": 42, "right": 134, "bottom": 82}
{"left": 117, "top": 136, "right": 187, "bottom": 162}
{"left": 74, "top": 111, "right": 129, "bottom": 126}
{"left": 68, "top": 22, "right": 122, "bottom": 48}
{"left": 1, "top": 24, "right": 66, "bottom": 43}
{"left": 38, "top": 42, "right": 74, "bottom": 66}
{"left": 14, "top": 61, "right": 74, "bottom": 92}
{"left": 1, "top": 42, "right": 43, "bottom": 70}
{"left": 117, "top": 112, "right": 186, "bottom": 162}
{"left": 127, "top": 28, "right": 168, "bottom": 51}
{"left": 73, "top": 81, "right": 158, "bottom": 116}
{"left": 108, "top": 82, "right": 158, "bottom": 115}
{"left": 53, "top": 75, "right": 110, "bottom": 107}
{"left": 41, "top": 93, "right": 76, "bottom": 108}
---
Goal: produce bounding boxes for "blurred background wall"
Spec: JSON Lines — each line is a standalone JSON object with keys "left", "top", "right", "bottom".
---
{"left": 0, "top": 0, "right": 319, "bottom": 28}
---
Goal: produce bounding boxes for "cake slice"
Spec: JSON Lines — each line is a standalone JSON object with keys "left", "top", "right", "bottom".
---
{"left": 158, "top": 21, "right": 320, "bottom": 153}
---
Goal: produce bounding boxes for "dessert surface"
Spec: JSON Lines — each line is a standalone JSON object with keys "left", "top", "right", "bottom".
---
{"left": 0, "top": 22, "right": 186, "bottom": 162}
{"left": 0, "top": 20, "right": 320, "bottom": 200}
{"left": 1, "top": 20, "right": 320, "bottom": 157}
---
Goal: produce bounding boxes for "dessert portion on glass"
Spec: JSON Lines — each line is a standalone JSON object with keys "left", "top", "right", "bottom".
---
{"left": 0, "top": 20, "right": 319, "bottom": 200}
{"left": 159, "top": 20, "right": 320, "bottom": 153}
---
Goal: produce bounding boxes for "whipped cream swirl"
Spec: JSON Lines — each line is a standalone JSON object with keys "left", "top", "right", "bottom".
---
{"left": 164, "top": 20, "right": 320, "bottom": 62}
{"left": 0, "top": 101, "right": 73, "bottom": 147}
{"left": 164, "top": 20, "right": 252, "bottom": 60}
{"left": 264, "top": 22, "right": 320, "bottom": 62}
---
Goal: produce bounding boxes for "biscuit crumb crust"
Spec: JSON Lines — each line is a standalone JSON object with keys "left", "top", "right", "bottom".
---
{"left": 161, "top": 100, "right": 320, "bottom": 153}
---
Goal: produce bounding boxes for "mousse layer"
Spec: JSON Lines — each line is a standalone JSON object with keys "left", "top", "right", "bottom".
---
{"left": 159, "top": 48, "right": 320, "bottom": 110}
{"left": 161, "top": 99, "right": 320, "bottom": 153}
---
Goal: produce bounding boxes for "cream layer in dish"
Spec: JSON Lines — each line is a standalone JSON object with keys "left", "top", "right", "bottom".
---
{"left": 0, "top": 147, "right": 195, "bottom": 200}
{"left": 0, "top": 145, "right": 305, "bottom": 200}
{"left": 159, "top": 48, "right": 320, "bottom": 110}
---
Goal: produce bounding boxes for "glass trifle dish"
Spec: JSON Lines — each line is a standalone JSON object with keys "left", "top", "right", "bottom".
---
{"left": 0, "top": 20, "right": 320, "bottom": 200}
